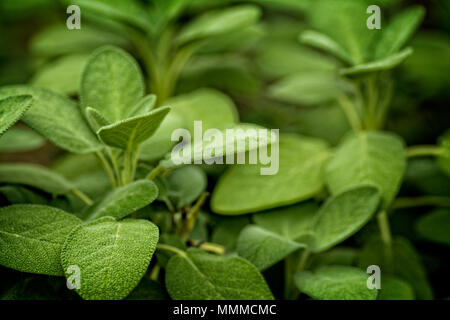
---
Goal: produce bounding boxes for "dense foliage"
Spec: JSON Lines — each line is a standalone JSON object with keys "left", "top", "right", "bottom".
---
{"left": 0, "top": 0, "right": 449, "bottom": 300}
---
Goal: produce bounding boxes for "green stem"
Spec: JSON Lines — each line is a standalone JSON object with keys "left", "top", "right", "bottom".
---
{"left": 122, "top": 145, "right": 133, "bottom": 185}
{"left": 198, "top": 242, "right": 225, "bottom": 255}
{"left": 365, "top": 75, "right": 378, "bottom": 130}
{"left": 107, "top": 147, "right": 122, "bottom": 186}
{"left": 180, "top": 192, "right": 209, "bottom": 240}
{"left": 337, "top": 95, "right": 362, "bottom": 131}
{"left": 377, "top": 210, "right": 392, "bottom": 248}
{"left": 71, "top": 188, "right": 93, "bottom": 206}
{"left": 156, "top": 243, "right": 187, "bottom": 257}
{"left": 374, "top": 80, "right": 394, "bottom": 129}
{"left": 393, "top": 196, "right": 450, "bottom": 209}
{"left": 146, "top": 164, "right": 164, "bottom": 180}
{"left": 95, "top": 151, "right": 117, "bottom": 188}
{"left": 150, "top": 264, "right": 160, "bottom": 281}
{"left": 407, "top": 145, "right": 444, "bottom": 158}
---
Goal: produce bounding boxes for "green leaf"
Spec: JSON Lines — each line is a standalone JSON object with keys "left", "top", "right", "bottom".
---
{"left": 237, "top": 225, "right": 305, "bottom": 271}
{"left": 416, "top": 209, "right": 450, "bottom": 246}
{"left": 0, "top": 186, "right": 47, "bottom": 205}
{"left": 269, "top": 72, "right": 355, "bottom": 106}
{"left": 97, "top": 106, "right": 170, "bottom": 149}
{"left": 0, "top": 95, "right": 32, "bottom": 136}
{"left": 85, "top": 180, "right": 159, "bottom": 221}
{"left": 80, "top": 46, "right": 145, "bottom": 122}
{"left": 177, "top": 5, "right": 261, "bottom": 45}
{"left": 139, "top": 108, "right": 186, "bottom": 161}
{"left": 67, "top": 0, "right": 153, "bottom": 33}
{"left": 375, "top": 6, "right": 425, "bottom": 59}
{"left": 359, "top": 236, "right": 433, "bottom": 300}
{"left": 128, "top": 94, "right": 157, "bottom": 117}
{"left": 256, "top": 42, "right": 337, "bottom": 79}
{"left": 0, "top": 204, "right": 82, "bottom": 275}
{"left": 0, "top": 86, "right": 101, "bottom": 153}
{"left": 162, "top": 123, "right": 271, "bottom": 169}
{"left": 85, "top": 106, "right": 110, "bottom": 133}
{"left": 300, "top": 30, "right": 354, "bottom": 64}
{"left": 0, "top": 163, "right": 75, "bottom": 195}
{"left": 165, "top": 166, "right": 207, "bottom": 209}
{"left": 311, "top": 185, "right": 381, "bottom": 253}
{"left": 325, "top": 131, "right": 406, "bottom": 207}
{"left": 295, "top": 265, "right": 378, "bottom": 300}
{"left": 0, "top": 127, "right": 44, "bottom": 152}
{"left": 340, "top": 48, "right": 413, "bottom": 76}
{"left": 378, "top": 276, "right": 415, "bottom": 300}
{"left": 438, "top": 130, "right": 450, "bottom": 177}
{"left": 211, "top": 134, "right": 329, "bottom": 214}
{"left": 61, "top": 217, "right": 159, "bottom": 300}
{"left": 30, "top": 23, "right": 128, "bottom": 57}
{"left": 253, "top": 202, "right": 318, "bottom": 241}
{"left": 165, "top": 249, "right": 274, "bottom": 299}
{"left": 211, "top": 217, "right": 250, "bottom": 252}
{"left": 31, "top": 54, "right": 89, "bottom": 95}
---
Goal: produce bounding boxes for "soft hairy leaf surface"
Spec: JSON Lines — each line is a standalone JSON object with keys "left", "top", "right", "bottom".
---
{"left": 0, "top": 163, "right": 75, "bottom": 195}
{"left": 252, "top": 202, "right": 318, "bottom": 241}
{"left": 0, "top": 86, "right": 101, "bottom": 153}
{"left": 0, "top": 95, "right": 32, "bottom": 136}
{"left": 325, "top": 131, "right": 406, "bottom": 207}
{"left": 416, "top": 209, "right": 450, "bottom": 246}
{"left": 165, "top": 249, "right": 274, "bottom": 300}
{"left": 80, "top": 46, "right": 144, "bottom": 122}
{"left": 85, "top": 107, "right": 110, "bottom": 133}
{"left": 0, "top": 127, "right": 44, "bottom": 152}
{"left": 375, "top": 6, "right": 425, "bottom": 59}
{"left": 311, "top": 186, "right": 381, "bottom": 253}
{"left": 212, "top": 134, "right": 329, "bottom": 214}
{"left": 0, "top": 205, "right": 81, "bottom": 275}
{"left": 340, "top": 48, "right": 413, "bottom": 76}
{"left": 61, "top": 217, "right": 159, "bottom": 300}
{"left": 165, "top": 166, "right": 207, "bottom": 209}
{"left": 237, "top": 225, "right": 305, "bottom": 270}
{"left": 378, "top": 276, "right": 415, "bottom": 300}
{"left": 295, "top": 266, "right": 378, "bottom": 300}
{"left": 178, "top": 5, "right": 261, "bottom": 44}
{"left": 97, "top": 106, "right": 170, "bottom": 149}
{"left": 85, "top": 180, "right": 158, "bottom": 221}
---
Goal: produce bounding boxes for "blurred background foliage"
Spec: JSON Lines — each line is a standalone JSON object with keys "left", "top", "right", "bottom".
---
{"left": 0, "top": 0, "right": 449, "bottom": 299}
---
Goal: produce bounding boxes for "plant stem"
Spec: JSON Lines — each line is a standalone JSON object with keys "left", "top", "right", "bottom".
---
{"left": 393, "top": 196, "right": 450, "bottom": 209}
{"left": 377, "top": 210, "right": 392, "bottom": 247}
{"left": 406, "top": 145, "right": 443, "bottom": 158}
{"left": 146, "top": 163, "right": 164, "bottom": 180}
{"left": 337, "top": 95, "right": 362, "bottom": 131}
{"left": 95, "top": 151, "right": 117, "bottom": 188}
{"left": 150, "top": 264, "right": 160, "bottom": 281}
{"left": 180, "top": 192, "right": 209, "bottom": 240}
{"left": 156, "top": 243, "right": 187, "bottom": 257}
{"left": 365, "top": 75, "right": 378, "bottom": 130}
{"left": 71, "top": 188, "right": 93, "bottom": 206}
{"left": 107, "top": 147, "right": 122, "bottom": 186}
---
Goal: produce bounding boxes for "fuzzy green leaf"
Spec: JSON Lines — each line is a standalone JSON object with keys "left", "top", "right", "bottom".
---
{"left": 211, "top": 134, "right": 329, "bottom": 214}
{"left": 300, "top": 30, "right": 354, "bottom": 64}
{"left": 0, "top": 204, "right": 82, "bottom": 275}
{"left": 165, "top": 166, "right": 207, "bottom": 209}
{"left": 0, "top": 186, "right": 47, "bottom": 205}
{"left": 0, "top": 86, "right": 101, "bottom": 153}
{"left": 378, "top": 276, "right": 415, "bottom": 300}
{"left": 61, "top": 217, "right": 159, "bottom": 300}
{"left": 416, "top": 209, "right": 450, "bottom": 246}
{"left": 237, "top": 225, "right": 305, "bottom": 271}
{"left": 97, "top": 106, "right": 170, "bottom": 149}
{"left": 311, "top": 185, "right": 381, "bottom": 253}
{"left": 0, "top": 163, "right": 75, "bottom": 195}
{"left": 85, "top": 106, "right": 111, "bottom": 133}
{"left": 295, "top": 266, "right": 378, "bottom": 300}
{"left": 325, "top": 131, "right": 406, "bottom": 207}
{"left": 85, "top": 180, "right": 159, "bottom": 221}
{"left": 0, "top": 127, "right": 44, "bottom": 152}
{"left": 128, "top": 94, "right": 157, "bottom": 117}
{"left": 253, "top": 202, "right": 318, "bottom": 241}
{"left": 375, "top": 6, "right": 425, "bottom": 59}
{"left": 165, "top": 249, "right": 274, "bottom": 300}
{"left": 340, "top": 48, "right": 413, "bottom": 76}
{"left": 80, "top": 46, "right": 145, "bottom": 122}
{"left": 0, "top": 95, "right": 32, "bottom": 137}
{"left": 31, "top": 54, "right": 89, "bottom": 95}
{"left": 269, "top": 72, "right": 355, "bottom": 106}
{"left": 177, "top": 5, "right": 261, "bottom": 45}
